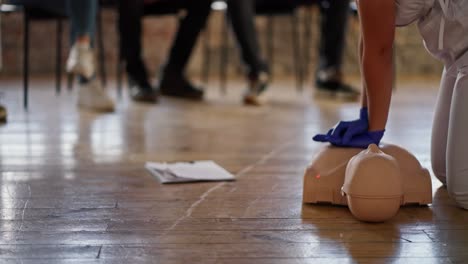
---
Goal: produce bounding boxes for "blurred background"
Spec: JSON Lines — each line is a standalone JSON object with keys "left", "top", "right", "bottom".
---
{"left": 0, "top": 1, "right": 442, "bottom": 82}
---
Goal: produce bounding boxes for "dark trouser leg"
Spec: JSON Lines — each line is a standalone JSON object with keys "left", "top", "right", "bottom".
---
{"left": 317, "top": 0, "right": 349, "bottom": 75}
{"left": 314, "top": 0, "right": 359, "bottom": 100}
{"left": 118, "top": 0, "right": 149, "bottom": 84}
{"left": 164, "top": 0, "right": 212, "bottom": 75}
{"left": 227, "top": 0, "right": 267, "bottom": 79}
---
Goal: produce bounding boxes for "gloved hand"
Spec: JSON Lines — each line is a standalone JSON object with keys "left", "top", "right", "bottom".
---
{"left": 313, "top": 107, "right": 369, "bottom": 145}
{"left": 313, "top": 128, "right": 333, "bottom": 142}
{"left": 331, "top": 130, "right": 385, "bottom": 149}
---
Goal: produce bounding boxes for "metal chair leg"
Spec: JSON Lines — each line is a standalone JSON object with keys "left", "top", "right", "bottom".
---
{"left": 67, "top": 73, "right": 74, "bottom": 91}
{"left": 291, "top": 13, "right": 303, "bottom": 92}
{"left": 23, "top": 13, "right": 29, "bottom": 110}
{"left": 266, "top": 15, "right": 274, "bottom": 82}
{"left": 201, "top": 28, "right": 211, "bottom": 85}
{"left": 0, "top": 11, "right": 2, "bottom": 71}
{"left": 56, "top": 19, "right": 63, "bottom": 95}
{"left": 97, "top": 9, "right": 106, "bottom": 87}
{"left": 220, "top": 19, "right": 229, "bottom": 95}
{"left": 392, "top": 46, "right": 396, "bottom": 91}
{"left": 116, "top": 59, "right": 123, "bottom": 98}
{"left": 303, "top": 7, "right": 313, "bottom": 83}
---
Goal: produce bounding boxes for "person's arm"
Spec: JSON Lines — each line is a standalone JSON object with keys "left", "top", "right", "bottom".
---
{"left": 357, "top": 0, "right": 395, "bottom": 131}
{"left": 313, "top": 0, "right": 395, "bottom": 148}
{"left": 359, "top": 37, "right": 367, "bottom": 108}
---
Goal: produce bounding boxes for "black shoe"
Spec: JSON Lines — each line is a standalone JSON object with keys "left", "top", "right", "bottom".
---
{"left": 128, "top": 76, "right": 158, "bottom": 103}
{"left": 315, "top": 79, "right": 360, "bottom": 101}
{"left": 158, "top": 72, "right": 204, "bottom": 101}
{"left": 243, "top": 71, "right": 270, "bottom": 106}
{"left": 0, "top": 105, "right": 7, "bottom": 123}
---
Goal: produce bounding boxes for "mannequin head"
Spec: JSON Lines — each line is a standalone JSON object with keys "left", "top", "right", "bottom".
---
{"left": 342, "top": 144, "right": 403, "bottom": 222}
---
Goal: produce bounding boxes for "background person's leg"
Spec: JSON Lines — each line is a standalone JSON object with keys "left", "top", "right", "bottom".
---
{"left": 431, "top": 68, "right": 456, "bottom": 186}
{"left": 117, "top": 0, "right": 157, "bottom": 103}
{"left": 66, "top": 0, "right": 97, "bottom": 80}
{"left": 446, "top": 69, "right": 468, "bottom": 210}
{"left": 118, "top": 0, "right": 150, "bottom": 87}
{"left": 226, "top": 0, "right": 268, "bottom": 79}
{"left": 158, "top": 0, "right": 212, "bottom": 100}
{"left": 68, "top": 0, "right": 96, "bottom": 45}
{"left": 162, "top": 0, "right": 211, "bottom": 74}
{"left": 317, "top": 0, "right": 348, "bottom": 73}
{"left": 66, "top": 0, "right": 114, "bottom": 112}
{"left": 226, "top": 0, "right": 269, "bottom": 106}
{"left": 315, "top": 0, "right": 358, "bottom": 100}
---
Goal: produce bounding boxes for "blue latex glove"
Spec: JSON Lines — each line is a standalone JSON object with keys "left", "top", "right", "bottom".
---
{"left": 331, "top": 130, "right": 385, "bottom": 149}
{"left": 313, "top": 107, "right": 369, "bottom": 145}
{"left": 313, "top": 128, "right": 334, "bottom": 142}
{"left": 332, "top": 107, "right": 369, "bottom": 145}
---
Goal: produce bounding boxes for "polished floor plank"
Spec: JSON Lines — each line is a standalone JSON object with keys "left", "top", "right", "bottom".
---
{"left": 0, "top": 229, "right": 432, "bottom": 245}
{"left": 1, "top": 258, "right": 461, "bottom": 264}
{"left": 0, "top": 258, "right": 457, "bottom": 264}
{"left": 0, "top": 219, "right": 109, "bottom": 232}
{"left": 0, "top": 201, "right": 444, "bottom": 221}
{"left": 0, "top": 245, "right": 100, "bottom": 259}
{"left": 0, "top": 78, "right": 466, "bottom": 262}
{"left": 98, "top": 242, "right": 468, "bottom": 258}
{"left": 210, "top": 258, "right": 455, "bottom": 264}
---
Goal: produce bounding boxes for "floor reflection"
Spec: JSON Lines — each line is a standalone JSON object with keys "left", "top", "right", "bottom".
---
{"left": 0, "top": 79, "right": 465, "bottom": 262}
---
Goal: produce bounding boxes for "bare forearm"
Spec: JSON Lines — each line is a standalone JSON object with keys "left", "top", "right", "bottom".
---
{"left": 359, "top": 38, "right": 368, "bottom": 108}
{"left": 363, "top": 47, "right": 393, "bottom": 130}
{"left": 357, "top": 0, "right": 395, "bottom": 131}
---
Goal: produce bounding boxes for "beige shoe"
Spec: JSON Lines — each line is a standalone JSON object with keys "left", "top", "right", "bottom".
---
{"left": 66, "top": 42, "right": 95, "bottom": 79}
{"left": 78, "top": 80, "right": 115, "bottom": 112}
{"left": 242, "top": 71, "right": 270, "bottom": 106}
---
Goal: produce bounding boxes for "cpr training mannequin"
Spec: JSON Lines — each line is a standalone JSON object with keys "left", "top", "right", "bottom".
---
{"left": 313, "top": 0, "right": 468, "bottom": 210}
{"left": 302, "top": 143, "right": 432, "bottom": 222}
{"left": 343, "top": 144, "right": 402, "bottom": 222}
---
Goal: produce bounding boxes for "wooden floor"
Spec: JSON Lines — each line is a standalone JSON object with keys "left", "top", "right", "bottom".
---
{"left": 0, "top": 77, "right": 467, "bottom": 263}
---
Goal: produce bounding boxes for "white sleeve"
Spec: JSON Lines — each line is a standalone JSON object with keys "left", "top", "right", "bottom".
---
{"left": 448, "top": 0, "right": 468, "bottom": 29}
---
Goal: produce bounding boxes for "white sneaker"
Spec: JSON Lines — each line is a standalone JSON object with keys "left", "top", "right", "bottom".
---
{"left": 66, "top": 42, "right": 95, "bottom": 79}
{"left": 78, "top": 80, "right": 115, "bottom": 112}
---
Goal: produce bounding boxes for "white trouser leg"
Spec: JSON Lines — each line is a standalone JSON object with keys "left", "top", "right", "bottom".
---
{"left": 446, "top": 67, "right": 468, "bottom": 210}
{"left": 431, "top": 68, "right": 457, "bottom": 185}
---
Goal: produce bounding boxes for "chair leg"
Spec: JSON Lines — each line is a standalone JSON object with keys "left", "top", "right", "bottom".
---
{"left": 56, "top": 19, "right": 63, "bottom": 95}
{"left": 201, "top": 28, "right": 211, "bottom": 85}
{"left": 23, "top": 13, "right": 29, "bottom": 110}
{"left": 0, "top": 13, "right": 3, "bottom": 71}
{"left": 115, "top": 27, "right": 125, "bottom": 99}
{"left": 266, "top": 15, "right": 274, "bottom": 81}
{"left": 303, "top": 7, "right": 313, "bottom": 84}
{"left": 220, "top": 18, "right": 229, "bottom": 95}
{"left": 392, "top": 46, "right": 396, "bottom": 91}
{"left": 291, "top": 13, "right": 303, "bottom": 92}
{"left": 97, "top": 9, "right": 107, "bottom": 87}
{"left": 116, "top": 59, "right": 123, "bottom": 98}
{"left": 67, "top": 74, "right": 74, "bottom": 91}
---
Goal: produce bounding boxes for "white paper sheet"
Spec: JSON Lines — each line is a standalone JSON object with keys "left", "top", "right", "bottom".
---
{"left": 145, "top": 160, "right": 235, "bottom": 184}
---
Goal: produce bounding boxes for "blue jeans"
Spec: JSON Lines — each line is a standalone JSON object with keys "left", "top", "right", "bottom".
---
{"left": 9, "top": 0, "right": 97, "bottom": 45}
{"left": 68, "top": 0, "right": 97, "bottom": 46}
